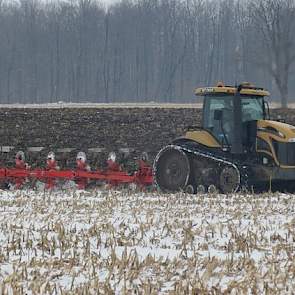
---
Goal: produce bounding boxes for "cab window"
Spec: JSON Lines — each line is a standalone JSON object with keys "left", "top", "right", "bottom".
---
{"left": 203, "top": 96, "right": 234, "bottom": 144}
{"left": 241, "top": 97, "right": 264, "bottom": 122}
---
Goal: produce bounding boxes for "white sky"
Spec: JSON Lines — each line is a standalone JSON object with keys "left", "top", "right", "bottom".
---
{"left": 103, "top": 0, "right": 118, "bottom": 3}
{"left": 4, "top": 0, "right": 120, "bottom": 5}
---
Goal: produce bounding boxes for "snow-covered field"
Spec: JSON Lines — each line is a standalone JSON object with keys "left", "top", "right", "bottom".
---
{"left": 0, "top": 189, "right": 294, "bottom": 294}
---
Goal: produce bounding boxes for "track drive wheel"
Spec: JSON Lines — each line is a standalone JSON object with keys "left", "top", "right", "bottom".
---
{"left": 154, "top": 146, "right": 190, "bottom": 192}
{"left": 219, "top": 166, "right": 240, "bottom": 194}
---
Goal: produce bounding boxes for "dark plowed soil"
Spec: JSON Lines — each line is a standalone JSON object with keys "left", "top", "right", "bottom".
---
{"left": 0, "top": 107, "right": 293, "bottom": 166}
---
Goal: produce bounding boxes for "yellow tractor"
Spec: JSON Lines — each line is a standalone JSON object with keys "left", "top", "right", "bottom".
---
{"left": 154, "top": 82, "right": 295, "bottom": 193}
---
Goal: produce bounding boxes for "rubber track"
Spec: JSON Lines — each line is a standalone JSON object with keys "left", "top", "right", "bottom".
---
{"left": 155, "top": 143, "right": 250, "bottom": 193}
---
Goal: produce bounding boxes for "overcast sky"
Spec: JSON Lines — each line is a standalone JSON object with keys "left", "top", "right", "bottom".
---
{"left": 103, "top": 0, "right": 118, "bottom": 3}
{"left": 3, "top": 0, "right": 120, "bottom": 5}
{"left": 97, "top": 0, "right": 120, "bottom": 5}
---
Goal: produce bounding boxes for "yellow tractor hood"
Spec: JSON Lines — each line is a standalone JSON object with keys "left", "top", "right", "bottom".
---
{"left": 257, "top": 120, "right": 295, "bottom": 142}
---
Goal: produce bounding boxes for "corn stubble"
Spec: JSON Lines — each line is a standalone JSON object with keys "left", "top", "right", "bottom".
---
{"left": 0, "top": 189, "right": 294, "bottom": 294}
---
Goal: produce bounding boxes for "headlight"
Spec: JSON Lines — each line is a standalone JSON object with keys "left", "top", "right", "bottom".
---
{"left": 278, "top": 131, "right": 285, "bottom": 138}
{"left": 259, "top": 127, "right": 285, "bottom": 138}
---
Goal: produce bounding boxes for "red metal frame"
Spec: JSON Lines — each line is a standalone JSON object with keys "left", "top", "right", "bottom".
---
{"left": 0, "top": 160, "right": 154, "bottom": 190}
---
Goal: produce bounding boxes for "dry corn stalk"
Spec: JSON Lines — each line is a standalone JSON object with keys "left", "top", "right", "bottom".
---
{"left": 0, "top": 189, "right": 293, "bottom": 293}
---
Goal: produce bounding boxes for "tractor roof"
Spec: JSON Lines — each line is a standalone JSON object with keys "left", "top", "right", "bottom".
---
{"left": 195, "top": 82, "right": 270, "bottom": 97}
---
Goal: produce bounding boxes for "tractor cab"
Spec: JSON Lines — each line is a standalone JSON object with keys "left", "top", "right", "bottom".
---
{"left": 195, "top": 82, "right": 270, "bottom": 151}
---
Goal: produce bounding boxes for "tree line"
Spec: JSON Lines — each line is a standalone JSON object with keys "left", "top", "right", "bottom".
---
{"left": 0, "top": 0, "right": 294, "bottom": 106}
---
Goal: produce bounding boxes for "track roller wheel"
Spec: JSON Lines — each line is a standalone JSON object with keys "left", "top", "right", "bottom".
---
{"left": 154, "top": 146, "right": 190, "bottom": 192}
{"left": 196, "top": 184, "right": 206, "bottom": 194}
{"left": 185, "top": 184, "right": 195, "bottom": 194}
{"left": 219, "top": 166, "right": 240, "bottom": 194}
{"left": 208, "top": 184, "right": 218, "bottom": 194}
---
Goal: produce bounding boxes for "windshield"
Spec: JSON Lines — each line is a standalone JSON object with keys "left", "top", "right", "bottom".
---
{"left": 241, "top": 96, "right": 264, "bottom": 122}
{"left": 203, "top": 95, "right": 264, "bottom": 127}
{"left": 203, "top": 95, "right": 265, "bottom": 144}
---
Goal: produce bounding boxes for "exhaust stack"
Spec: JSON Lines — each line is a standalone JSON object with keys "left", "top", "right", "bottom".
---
{"left": 232, "top": 84, "right": 243, "bottom": 154}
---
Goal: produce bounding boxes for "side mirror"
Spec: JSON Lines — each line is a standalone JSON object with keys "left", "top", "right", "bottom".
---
{"left": 214, "top": 109, "right": 223, "bottom": 121}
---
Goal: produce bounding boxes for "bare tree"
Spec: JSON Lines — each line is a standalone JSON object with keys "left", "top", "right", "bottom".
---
{"left": 250, "top": 0, "right": 295, "bottom": 107}
{"left": 0, "top": 0, "right": 294, "bottom": 103}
